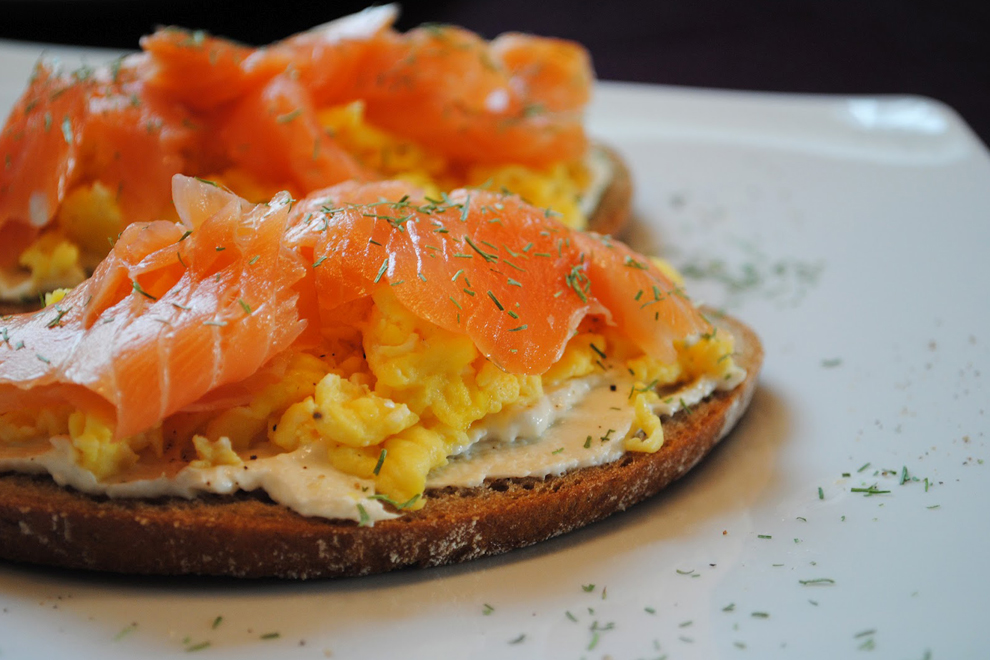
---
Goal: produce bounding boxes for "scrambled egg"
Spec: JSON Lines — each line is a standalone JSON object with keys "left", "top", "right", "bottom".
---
{"left": 316, "top": 101, "right": 594, "bottom": 230}
{"left": 16, "top": 233, "right": 86, "bottom": 296}
{"left": 0, "top": 286, "right": 739, "bottom": 510}
{"left": 4, "top": 184, "right": 123, "bottom": 300}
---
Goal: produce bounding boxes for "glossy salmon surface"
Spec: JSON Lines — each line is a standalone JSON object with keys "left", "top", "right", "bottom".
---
{"left": 0, "top": 6, "right": 593, "bottom": 241}
{"left": 0, "top": 176, "right": 710, "bottom": 438}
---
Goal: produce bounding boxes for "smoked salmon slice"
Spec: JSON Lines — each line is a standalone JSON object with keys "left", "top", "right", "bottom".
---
{"left": 343, "top": 24, "right": 588, "bottom": 166}
{"left": 288, "top": 182, "right": 707, "bottom": 373}
{"left": 0, "top": 6, "right": 594, "bottom": 246}
{"left": 0, "top": 178, "right": 305, "bottom": 438}
{"left": 0, "top": 176, "right": 710, "bottom": 437}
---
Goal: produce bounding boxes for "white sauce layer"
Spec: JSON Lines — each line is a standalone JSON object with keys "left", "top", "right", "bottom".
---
{"left": 430, "top": 375, "right": 632, "bottom": 488}
{"left": 0, "top": 364, "right": 744, "bottom": 524}
{"left": 2, "top": 439, "right": 397, "bottom": 522}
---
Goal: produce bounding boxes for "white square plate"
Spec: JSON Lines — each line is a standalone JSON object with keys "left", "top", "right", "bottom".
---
{"left": 0, "top": 40, "right": 988, "bottom": 659}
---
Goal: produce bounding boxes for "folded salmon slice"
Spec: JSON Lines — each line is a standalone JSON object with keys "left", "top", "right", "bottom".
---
{"left": 1, "top": 7, "right": 594, "bottom": 242}
{"left": 287, "top": 180, "right": 710, "bottom": 373}
{"left": 0, "top": 178, "right": 306, "bottom": 438}
{"left": 0, "top": 176, "right": 710, "bottom": 437}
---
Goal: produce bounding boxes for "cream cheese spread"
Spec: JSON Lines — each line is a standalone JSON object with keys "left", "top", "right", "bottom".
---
{"left": 0, "top": 363, "right": 744, "bottom": 524}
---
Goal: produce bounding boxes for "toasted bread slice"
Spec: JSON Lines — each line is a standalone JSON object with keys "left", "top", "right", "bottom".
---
{"left": 0, "top": 312, "right": 760, "bottom": 579}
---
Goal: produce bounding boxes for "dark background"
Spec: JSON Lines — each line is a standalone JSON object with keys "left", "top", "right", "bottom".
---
{"left": 2, "top": 0, "right": 987, "bottom": 145}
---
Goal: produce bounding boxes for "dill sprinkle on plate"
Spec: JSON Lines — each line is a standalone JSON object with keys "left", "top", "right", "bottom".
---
{"left": 851, "top": 485, "right": 890, "bottom": 496}
{"left": 113, "top": 623, "right": 138, "bottom": 641}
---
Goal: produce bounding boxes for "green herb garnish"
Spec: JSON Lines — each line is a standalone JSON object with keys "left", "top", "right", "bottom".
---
{"left": 373, "top": 449, "right": 387, "bottom": 475}
{"left": 464, "top": 235, "right": 498, "bottom": 262}
{"left": 132, "top": 281, "right": 157, "bottom": 300}
{"left": 113, "top": 622, "right": 138, "bottom": 640}
{"left": 276, "top": 108, "right": 302, "bottom": 124}
{"left": 374, "top": 257, "right": 389, "bottom": 283}
{"left": 851, "top": 485, "right": 890, "bottom": 496}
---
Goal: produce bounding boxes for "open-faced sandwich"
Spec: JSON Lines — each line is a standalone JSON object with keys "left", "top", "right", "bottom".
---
{"left": 0, "top": 175, "right": 761, "bottom": 578}
{"left": 0, "top": 6, "right": 631, "bottom": 308}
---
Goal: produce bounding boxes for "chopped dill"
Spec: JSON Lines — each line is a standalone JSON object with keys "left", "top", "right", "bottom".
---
{"left": 373, "top": 449, "right": 387, "bottom": 476}
{"left": 487, "top": 290, "right": 504, "bottom": 310}
{"left": 132, "top": 281, "right": 157, "bottom": 300}
{"left": 374, "top": 257, "right": 389, "bottom": 283}
{"left": 276, "top": 108, "right": 302, "bottom": 124}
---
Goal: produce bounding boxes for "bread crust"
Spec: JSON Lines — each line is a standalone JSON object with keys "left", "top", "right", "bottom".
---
{"left": 587, "top": 144, "right": 633, "bottom": 237}
{"left": 0, "top": 301, "right": 33, "bottom": 315}
{"left": 0, "top": 313, "right": 760, "bottom": 579}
